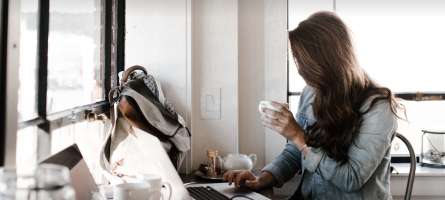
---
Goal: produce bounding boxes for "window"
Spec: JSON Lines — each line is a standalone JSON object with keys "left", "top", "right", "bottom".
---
{"left": 5, "top": 0, "right": 126, "bottom": 183}
{"left": 288, "top": 0, "right": 445, "bottom": 157}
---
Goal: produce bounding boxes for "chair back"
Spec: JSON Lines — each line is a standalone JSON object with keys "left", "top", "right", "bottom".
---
{"left": 396, "top": 133, "right": 416, "bottom": 200}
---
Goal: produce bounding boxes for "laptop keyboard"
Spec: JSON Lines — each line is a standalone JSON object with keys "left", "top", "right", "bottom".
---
{"left": 187, "top": 186, "right": 230, "bottom": 200}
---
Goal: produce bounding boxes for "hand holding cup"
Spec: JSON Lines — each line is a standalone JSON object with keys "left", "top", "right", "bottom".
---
{"left": 258, "top": 101, "right": 289, "bottom": 119}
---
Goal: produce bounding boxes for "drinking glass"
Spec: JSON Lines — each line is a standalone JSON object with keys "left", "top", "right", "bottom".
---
{"left": 0, "top": 164, "right": 75, "bottom": 200}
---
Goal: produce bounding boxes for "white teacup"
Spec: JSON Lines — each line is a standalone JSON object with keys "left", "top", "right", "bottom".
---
{"left": 128, "top": 174, "right": 172, "bottom": 200}
{"left": 258, "top": 101, "right": 289, "bottom": 119}
{"left": 113, "top": 182, "right": 161, "bottom": 200}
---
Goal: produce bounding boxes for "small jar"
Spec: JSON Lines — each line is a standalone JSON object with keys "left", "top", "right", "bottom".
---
{"left": 0, "top": 164, "right": 76, "bottom": 200}
{"left": 420, "top": 129, "right": 445, "bottom": 168}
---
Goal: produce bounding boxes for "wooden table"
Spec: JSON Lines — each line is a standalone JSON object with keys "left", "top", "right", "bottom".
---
{"left": 179, "top": 171, "right": 275, "bottom": 200}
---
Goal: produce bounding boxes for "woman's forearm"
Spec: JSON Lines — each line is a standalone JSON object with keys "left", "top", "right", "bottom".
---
{"left": 257, "top": 171, "right": 278, "bottom": 189}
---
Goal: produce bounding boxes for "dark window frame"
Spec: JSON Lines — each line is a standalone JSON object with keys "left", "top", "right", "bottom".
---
{"left": 0, "top": 0, "right": 126, "bottom": 165}
{"left": 0, "top": 0, "right": 10, "bottom": 167}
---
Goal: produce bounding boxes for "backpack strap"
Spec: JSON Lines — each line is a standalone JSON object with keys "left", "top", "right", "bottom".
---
{"left": 98, "top": 88, "right": 127, "bottom": 185}
{"left": 120, "top": 65, "right": 147, "bottom": 82}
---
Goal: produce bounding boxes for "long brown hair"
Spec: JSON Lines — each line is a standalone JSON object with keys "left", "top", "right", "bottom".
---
{"left": 288, "top": 11, "right": 405, "bottom": 166}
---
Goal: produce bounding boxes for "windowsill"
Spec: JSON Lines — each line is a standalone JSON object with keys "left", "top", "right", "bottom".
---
{"left": 389, "top": 163, "right": 445, "bottom": 198}
{"left": 390, "top": 163, "right": 445, "bottom": 177}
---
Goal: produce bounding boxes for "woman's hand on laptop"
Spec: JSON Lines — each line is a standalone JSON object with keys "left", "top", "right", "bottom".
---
{"left": 223, "top": 170, "right": 261, "bottom": 190}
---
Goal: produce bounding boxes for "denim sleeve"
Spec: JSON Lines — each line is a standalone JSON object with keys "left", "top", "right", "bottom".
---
{"left": 303, "top": 101, "right": 397, "bottom": 193}
{"left": 261, "top": 142, "right": 303, "bottom": 188}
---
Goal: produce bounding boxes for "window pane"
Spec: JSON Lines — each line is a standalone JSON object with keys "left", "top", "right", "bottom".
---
{"left": 18, "top": 0, "right": 38, "bottom": 122}
{"left": 391, "top": 101, "right": 445, "bottom": 155}
{"left": 288, "top": 0, "right": 333, "bottom": 92}
{"left": 47, "top": 0, "right": 102, "bottom": 114}
{"left": 51, "top": 120, "right": 107, "bottom": 183}
{"left": 335, "top": 0, "right": 445, "bottom": 155}
{"left": 289, "top": 95, "right": 301, "bottom": 116}
{"left": 337, "top": 0, "right": 445, "bottom": 92}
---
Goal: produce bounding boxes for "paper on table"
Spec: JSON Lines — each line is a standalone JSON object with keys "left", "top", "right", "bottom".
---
{"left": 113, "top": 166, "right": 140, "bottom": 176}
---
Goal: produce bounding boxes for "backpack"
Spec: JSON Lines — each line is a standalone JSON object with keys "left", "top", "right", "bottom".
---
{"left": 99, "top": 65, "right": 191, "bottom": 183}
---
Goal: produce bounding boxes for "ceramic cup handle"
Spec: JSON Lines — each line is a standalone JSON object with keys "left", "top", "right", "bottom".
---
{"left": 162, "top": 181, "right": 172, "bottom": 200}
{"left": 248, "top": 154, "right": 257, "bottom": 170}
{"left": 148, "top": 189, "right": 163, "bottom": 200}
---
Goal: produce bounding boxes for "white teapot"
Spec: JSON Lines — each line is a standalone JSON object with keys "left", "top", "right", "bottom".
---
{"left": 217, "top": 154, "right": 257, "bottom": 172}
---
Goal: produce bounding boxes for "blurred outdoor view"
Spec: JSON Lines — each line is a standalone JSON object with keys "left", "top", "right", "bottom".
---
{"left": 17, "top": 0, "right": 105, "bottom": 183}
{"left": 288, "top": 0, "right": 445, "bottom": 155}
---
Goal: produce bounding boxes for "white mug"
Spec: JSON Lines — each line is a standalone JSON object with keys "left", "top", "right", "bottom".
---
{"left": 258, "top": 101, "right": 289, "bottom": 119}
{"left": 113, "top": 182, "right": 161, "bottom": 200}
{"left": 128, "top": 174, "right": 172, "bottom": 200}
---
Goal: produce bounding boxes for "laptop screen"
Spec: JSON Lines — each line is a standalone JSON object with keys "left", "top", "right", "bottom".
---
{"left": 40, "top": 144, "right": 99, "bottom": 200}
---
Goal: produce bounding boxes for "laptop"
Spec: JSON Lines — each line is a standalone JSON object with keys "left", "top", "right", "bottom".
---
{"left": 129, "top": 127, "right": 271, "bottom": 200}
{"left": 40, "top": 144, "right": 101, "bottom": 200}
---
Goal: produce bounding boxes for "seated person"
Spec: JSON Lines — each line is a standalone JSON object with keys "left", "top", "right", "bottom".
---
{"left": 223, "top": 11, "right": 405, "bottom": 200}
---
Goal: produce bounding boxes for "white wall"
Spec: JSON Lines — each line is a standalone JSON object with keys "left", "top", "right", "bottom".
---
{"left": 192, "top": 0, "right": 288, "bottom": 170}
{"left": 238, "top": 0, "right": 267, "bottom": 170}
{"left": 238, "top": 0, "right": 288, "bottom": 169}
{"left": 126, "top": 0, "right": 288, "bottom": 172}
{"left": 191, "top": 0, "right": 240, "bottom": 170}
{"left": 263, "top": 0, "right": 288, "bottom": 164}
{"left": 126, "top": 0, "right": 191, "bottom": 173}
{"left": 4, "top": 0, "right": 21, "bottom": 165}
{"left": 126, "top": 0, "right": 188, "bottom": 123}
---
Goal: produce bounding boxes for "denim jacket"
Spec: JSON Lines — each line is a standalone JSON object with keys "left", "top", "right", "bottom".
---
{"left": 262, "top": 86, "right": 397, "bottom": 200}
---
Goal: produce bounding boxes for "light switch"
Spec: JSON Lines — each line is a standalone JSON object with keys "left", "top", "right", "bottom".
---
{"left": 201, "top": 88, "right": 221, "bottom": 119}
{"left": 206, "top": 95, "right": 213, "bottom": 112}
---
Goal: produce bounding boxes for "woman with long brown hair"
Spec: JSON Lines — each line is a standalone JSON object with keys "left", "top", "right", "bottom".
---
{"left": 223, "top": 11, "right": 404, "bottom": 199}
